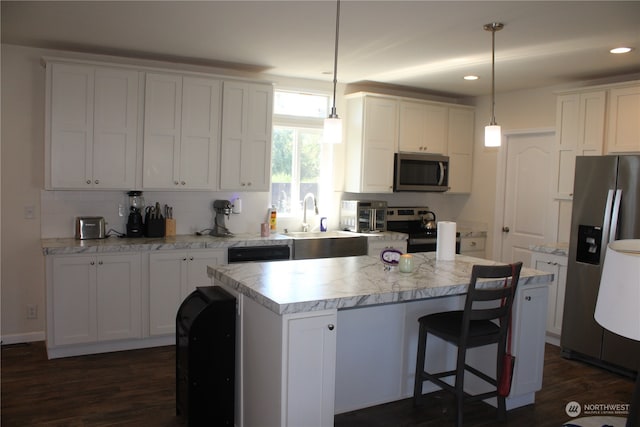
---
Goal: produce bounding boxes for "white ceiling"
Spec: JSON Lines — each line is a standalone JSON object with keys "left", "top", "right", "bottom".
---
{"left": 2, "top": 1, "right": 639, "bottom": 97}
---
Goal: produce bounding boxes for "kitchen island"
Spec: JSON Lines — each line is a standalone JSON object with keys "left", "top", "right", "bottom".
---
{"left": 207, "top": 253, "right": 553, "bottom": 427}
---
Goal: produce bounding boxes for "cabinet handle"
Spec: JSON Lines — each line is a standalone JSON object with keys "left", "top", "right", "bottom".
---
{"left": 328, "top": 324, "right": 335, "bottom": 331}
{"left": 470, "top": 241, "right": 476, "bottom": 247}
{"left": 181, "top": 181, "right": 186, "bottom": 186}
{"left": 86, "top": 180, "right": 92, "bottom": 185}
{"left": 525, "top": 296, "right": 532, "bottom": 301}
{"left": 174, "top": 181, "right": 179, "bottom": 186}
{"left": 189, "top": 257, "right": 194, "bottom": 261}
{"left": 94, "top": 179, "right": 99, "bottom": 185}
{"left": 90, "top": 261, "right": 95, "bottom": 265}
{"left": 182, "top": 257, "right": 187, "bottom": 261}
{"left": 241, "top": 183, "right": 246, "bottom": 187}
{"left": 247, "top": 182, "right": 252, "bottom": 186}
{"left": 98, "top": 261, "right": 103, "bottom": 265}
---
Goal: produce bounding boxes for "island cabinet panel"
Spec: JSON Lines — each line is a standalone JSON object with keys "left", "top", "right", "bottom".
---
{"left": 149, "top": 249, "right": 226, "bottom": 336}
{"left": 48, "top": 253, "right": 141, "bottom": 348}
{"left": 46, "top": 62, "right": 140, "bottom": 190}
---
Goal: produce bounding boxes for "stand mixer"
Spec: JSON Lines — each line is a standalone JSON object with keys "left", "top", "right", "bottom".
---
{"left": 210, "top": 200, "right": 233, "bottom": 237}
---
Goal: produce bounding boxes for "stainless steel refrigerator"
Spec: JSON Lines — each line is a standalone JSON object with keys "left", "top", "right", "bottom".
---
{"left": 561, "top": 155, "right": 640, "bottom": 374}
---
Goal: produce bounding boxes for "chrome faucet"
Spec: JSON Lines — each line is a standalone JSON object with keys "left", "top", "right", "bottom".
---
{"left": 302, "top": 193, "right": 319, "bottom": 232}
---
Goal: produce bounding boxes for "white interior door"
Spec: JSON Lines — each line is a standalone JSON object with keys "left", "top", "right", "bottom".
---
{"left": 498, "top": 130, "right": 556, "bottom": 266}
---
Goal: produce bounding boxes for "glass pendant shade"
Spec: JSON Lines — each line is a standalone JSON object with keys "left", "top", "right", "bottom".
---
{"left": 323, "top": 116, "right": 342, "bottom": 144}
{"left": 484, "top": 124, "right": 501, "bottom": 147}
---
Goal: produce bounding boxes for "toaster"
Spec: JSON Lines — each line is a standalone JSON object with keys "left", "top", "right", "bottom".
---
{"left": 75, "top": 216, "right": 106, "bottom": 240}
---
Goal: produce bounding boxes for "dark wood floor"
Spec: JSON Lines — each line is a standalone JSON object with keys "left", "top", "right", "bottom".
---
{"left": 1, "top": 341, "right": 634, "bottom": 426}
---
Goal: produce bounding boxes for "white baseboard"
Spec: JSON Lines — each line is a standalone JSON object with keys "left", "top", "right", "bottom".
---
{"left": 1, "top": 331, "right": 46, "bottom": 345}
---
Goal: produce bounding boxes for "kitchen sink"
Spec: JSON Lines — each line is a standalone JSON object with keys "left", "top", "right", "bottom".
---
{"left": 283, "top": 231, "right": 368, "bottom": 260}
{"left": 283, "top": 230, "right": 355, "bottom": 239}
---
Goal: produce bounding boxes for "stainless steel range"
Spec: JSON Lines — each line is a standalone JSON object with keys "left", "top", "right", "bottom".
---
{"left": 386, "top": 207, "right": 460, "bottom": 253}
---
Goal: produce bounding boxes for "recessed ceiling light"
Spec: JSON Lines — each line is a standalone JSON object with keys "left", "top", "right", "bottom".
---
{"left": 464, "top": 75, "right": 479, "bottom": 81}
{"left": 610, "top": 47, "right": 633, "bottom": 54}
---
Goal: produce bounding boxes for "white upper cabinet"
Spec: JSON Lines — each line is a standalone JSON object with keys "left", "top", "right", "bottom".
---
{"left": 219, "top": 81, "right": 274, "bottom": 191}
{"left": 47, "top": 62, "right": 139, "bottom": 189}
{"left": 446, "top": 106, "right": 474, "bottom": 193}
{"left": 143, "top": 73, "right": 221, "bottom": 190}
{"left": 553, "top": 90, "right": 606, "bottom": 199}
{"left": 398, "top": 100, "right": 447, "bottom": 154}
{"left": 606, "top": 84, "right": 640, "bottom": 153}
{"left": 344, "top": 94, "right": 398, "bottom": 193}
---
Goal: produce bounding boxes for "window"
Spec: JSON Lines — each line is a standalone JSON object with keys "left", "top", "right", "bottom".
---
{"left": 271, "top": 90, "right": 331, "bottom": 216}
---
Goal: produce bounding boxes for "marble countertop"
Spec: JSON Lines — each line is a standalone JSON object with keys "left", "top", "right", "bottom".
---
{"left": 41, "top": 231, "right": 407, "bottom": 255}
{"left": 529, "top": 242, "right": 569, "bottom": 256}
{"left": 207, "top": 252, "right": 553, "bottom": 315}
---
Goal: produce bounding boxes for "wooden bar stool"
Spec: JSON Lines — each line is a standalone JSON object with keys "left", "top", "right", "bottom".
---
{"left": 413, "top": 262, "right": 523, "bottom": 427}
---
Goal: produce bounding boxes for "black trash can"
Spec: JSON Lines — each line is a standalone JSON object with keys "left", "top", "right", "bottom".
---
{"left": 176, "top": 286, "right": 235, "bottom": 426}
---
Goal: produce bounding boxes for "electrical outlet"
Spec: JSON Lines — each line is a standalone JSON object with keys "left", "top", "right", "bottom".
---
{"left": 24, "top": 206, "right": 36, "bottom": 220}
{"left": 26, "top": 304, "right": 37, "bottom": 319}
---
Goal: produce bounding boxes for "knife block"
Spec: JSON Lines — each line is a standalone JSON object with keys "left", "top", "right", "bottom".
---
{"left": 145, "top": 217, "right": 165, "bottom": 238}
{"left": 165, "top": 218, "right": 176, "bottom": 237}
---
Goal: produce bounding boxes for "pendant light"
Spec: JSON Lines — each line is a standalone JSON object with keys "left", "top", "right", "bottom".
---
{"left": 484, "top": 22, "right": 504, "bottom": 147}
{"left": 323, "top": 0, "right": 342, "bottom": 144}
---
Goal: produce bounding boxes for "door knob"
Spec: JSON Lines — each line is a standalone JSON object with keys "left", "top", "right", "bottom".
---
{"left": 502, "top": 226, "right": 510, "bottom": 233}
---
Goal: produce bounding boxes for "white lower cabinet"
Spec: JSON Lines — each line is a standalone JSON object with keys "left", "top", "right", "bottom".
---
{"left": 284, "top": 311, "right": 337, "bottom": 427}
{"left": 531, "top": 252, "right": 568, "bottom": 341}
{"left": 510, "top": 284, "right": 549, "bottom": 397}
{"left": 49, "top": 253, "right": 142, "bottom": 347}
{"left": 149, "top": 249, "right": 226, "bottom": 336}
{"left": 460, "top": 236, "right": 486, "bottom": 259}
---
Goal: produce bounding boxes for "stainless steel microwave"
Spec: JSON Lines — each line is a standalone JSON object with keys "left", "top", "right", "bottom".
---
{"left": 393, "top": 153, "right": 449, "bottom": 192}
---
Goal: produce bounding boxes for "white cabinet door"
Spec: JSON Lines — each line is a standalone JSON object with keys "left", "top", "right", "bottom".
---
{"left": 92, "top": 68, "right": 139, "bottom": 189}
{"left": 144, "top": 73, "right": 221, "bottom": 190}
{"left": 284, "top": 310, "right": 337, "bottom": 427}
{"left": 459, "top": 236, "right": 486, "bottom": 259}
{"left": 399, "top": 101, "right": 428, "bottom": 152}
{"left": 149, "top": 251, "right": 187, "bottom": 336}
{"left": 344, "top": 94, "right": 398, "bottom": 193}
{"left": 51, "top": 253, "right": 141, "bottom": 346}
{"left": 149, "top": 250, "right": 226, "bottom": 336}
{"left": 52, "top": 255, "right": 98, "bottom": 346}
{"left": 554, "top": 91, "right": 606, "bottom": 199}
{"left": 48, "top": 63, "right": 139, "bottom": 189}
{"left": 606, "top": 85, "right": 640, "bottom": 153}
{"left": 96, "top": 253, "right": 142, "bottom": 341}
{"left": 511, "top": 284, "right": 548, "bottom": 396}
{"left": 531, "top": 252, "right": 567, "bottom": 339}
{"left": 447, "top": 107, "right": 474, "bottom": 193}
{"left": 185, "top": 250, "right": 227, "bottom": 296}
{"left": 143, "top": 73, "right": 182, "bottom": 189}
{"left": 220, "top": 81, "right": 273, "bottom": 191}
{"left": 180, "top": 77, "right": 221, "bottom": 189}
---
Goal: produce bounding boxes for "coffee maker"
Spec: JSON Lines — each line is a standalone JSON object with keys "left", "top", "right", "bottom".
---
{"left": 126, "top": 191, "right": 145, "bottom": 237}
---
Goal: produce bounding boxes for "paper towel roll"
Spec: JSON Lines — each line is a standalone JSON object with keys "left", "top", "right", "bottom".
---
{"left": 436, "top": 221, "right": 457, "bottom": 261}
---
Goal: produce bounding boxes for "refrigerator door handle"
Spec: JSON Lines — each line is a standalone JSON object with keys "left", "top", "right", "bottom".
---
{"left": 601, "top": 189, "right": 615, "bottom": 255}
{"left": 609, "top": 189, "right": 622, "bottom": 243}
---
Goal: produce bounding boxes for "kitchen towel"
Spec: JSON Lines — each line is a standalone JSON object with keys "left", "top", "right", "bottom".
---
{"left": 436, "top": 221, "right": 457, "bottom": 261}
